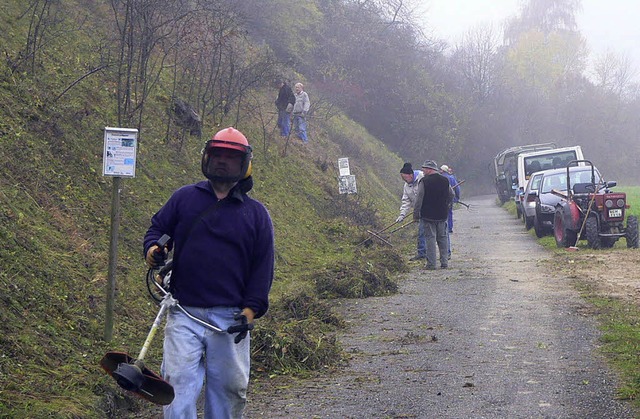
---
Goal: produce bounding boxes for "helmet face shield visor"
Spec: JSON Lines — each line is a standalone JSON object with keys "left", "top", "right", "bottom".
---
{"left": 201, "top": 140, "right": 252, "bottom": 182}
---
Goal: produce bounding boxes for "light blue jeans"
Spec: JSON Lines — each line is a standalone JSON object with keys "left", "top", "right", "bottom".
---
{"left": 162, "top": 306, "right": 250, "bottom": 419}
{"left": 293, "top": 114, "right": 308, "bottom": 142}
{"left": 421, "top": 219, "right": 449, "bottom": 268}
{"left": 447, "top": 208, "right": 454, "bottom": 232}
{"left": 277, "top": 109, "right": 291, "bottom": 137}
{"left": 417, "top": 220, "right": 427, "bottom": 258}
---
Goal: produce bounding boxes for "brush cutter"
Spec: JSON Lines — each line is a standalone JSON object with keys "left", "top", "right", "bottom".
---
{"left": 101, "top": 235, "right": 254, "bottom": 405}
{"left": 100, "top": 294, "right": 176, "bottom": 405}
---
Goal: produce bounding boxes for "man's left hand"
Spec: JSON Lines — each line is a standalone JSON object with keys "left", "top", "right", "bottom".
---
{"left": 227, "top": 309, "right": 256, "bottom": 344}
{"left": 241, "top": 308, "right": 255, "bottom": 323}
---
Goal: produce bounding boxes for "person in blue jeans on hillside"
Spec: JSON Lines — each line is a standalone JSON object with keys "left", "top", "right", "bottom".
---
{"left": 275, "top": 80, "right": 295, "bottom": 137}
{"left": 144, "top": 127, "right": 274, "bottom": 418}
{"left": 396, "top": 162, "right": 425, "bottom": 260}
{"left": 292, "top": 82, "right": 310, "bottom": 143}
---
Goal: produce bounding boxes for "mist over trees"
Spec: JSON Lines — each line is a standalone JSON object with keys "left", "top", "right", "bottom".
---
{"left": 6, "top": 0, "right": 639, "bottom": 189}
{"left": 243, "top": 0, "right": 639, "bottom": 187}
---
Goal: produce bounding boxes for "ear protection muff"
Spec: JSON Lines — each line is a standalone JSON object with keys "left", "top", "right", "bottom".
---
{"left": 244, "top": 160, "right": 252, "bottom": 179}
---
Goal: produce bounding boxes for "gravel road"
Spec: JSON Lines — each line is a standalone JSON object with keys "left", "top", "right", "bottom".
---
{"left": 244, "top": 195, "right": 638, "bottom": 419}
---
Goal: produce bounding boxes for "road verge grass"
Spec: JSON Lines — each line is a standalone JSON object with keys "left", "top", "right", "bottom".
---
{"left": 573, "top": 281, "right": 640, "bottom": 403}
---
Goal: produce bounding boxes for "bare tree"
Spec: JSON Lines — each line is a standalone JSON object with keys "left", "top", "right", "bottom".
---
{"left": 591, "top": 50, "right": 638, "bottom": 100}
{"left": 504, "top": 0, "right": 582, "bottom": 45}
{"left": 453, "top": 24, "right": 501, "bottom": 103}
{"left": 109, "top": 0, "right": 192, "bottom": 127}
{"left": 9, "top": 0, "right": 77, "bottom": 77}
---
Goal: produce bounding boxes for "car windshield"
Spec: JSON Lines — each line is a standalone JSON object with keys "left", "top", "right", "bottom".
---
{"left": 530, "top": 174, "right": 543, "bottom": 191}
{"left": 540, "top": 170, "right": 601, "bottom": 194}
{"left": 540, "top": 174, "right": 566, "bottom": 193}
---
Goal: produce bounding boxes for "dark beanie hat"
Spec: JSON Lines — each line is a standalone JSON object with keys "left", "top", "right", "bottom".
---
{"left": 400, "top": 162, "right": 413, "bottom": 174}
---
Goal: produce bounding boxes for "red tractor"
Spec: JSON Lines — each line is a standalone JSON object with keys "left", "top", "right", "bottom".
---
{"left": 553, "top": 160, "right": 639, "bottom": 249}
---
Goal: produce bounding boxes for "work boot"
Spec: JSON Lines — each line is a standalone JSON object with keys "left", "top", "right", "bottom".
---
{"left": 409, "top": 255, "right": 425, "bottom": 261}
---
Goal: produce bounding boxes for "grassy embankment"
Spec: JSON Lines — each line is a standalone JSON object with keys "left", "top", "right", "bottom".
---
{"left": 0, "top": 3, "right": 412, "bottom": 415}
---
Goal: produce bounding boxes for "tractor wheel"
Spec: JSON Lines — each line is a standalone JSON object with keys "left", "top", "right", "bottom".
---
{"left": 585, "top": 216, "right": 601, "bottom": 249}
{"left": 525, "top": 216, "right": 534, "bottom": 230}
{"left": 516, "top": 205, "right": 522, "bottom": 219}
{"left": 554, "top": 210, "right": 576, "bottom": 248}
{"left": 626, "top": 215, "right": 639, "bottom": 248}
{"left": 534, "top": 214, "right": 545, "bottom": 238}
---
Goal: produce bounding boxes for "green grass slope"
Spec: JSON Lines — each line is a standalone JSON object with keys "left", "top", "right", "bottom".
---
{"left": 0, "top": 4, "right": 410, "bottom": 418}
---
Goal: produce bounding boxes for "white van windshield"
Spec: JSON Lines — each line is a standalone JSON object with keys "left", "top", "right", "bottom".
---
{"left": 524, "top": 151, "right": 577, "bottom": 178}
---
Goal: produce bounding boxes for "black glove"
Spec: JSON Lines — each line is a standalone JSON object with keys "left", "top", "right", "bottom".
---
{"left": 227, "top": 314, "right": 254, "bottom": 344}
{"left": 151, "top": 247, "right": 166, "bottom": 266}
{"left": 148, "top": 234, "right": 171, "bottom": 267}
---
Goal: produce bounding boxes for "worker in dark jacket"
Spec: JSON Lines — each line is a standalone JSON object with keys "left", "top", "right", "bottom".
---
{"left": 144, "top": 127, "right": 274, "bottom": 418}
{"left": 275, "top": 80, "right": 295, "bottom": 137}
{"left": 413, "top": 160, "right": 453, "bottom": 270}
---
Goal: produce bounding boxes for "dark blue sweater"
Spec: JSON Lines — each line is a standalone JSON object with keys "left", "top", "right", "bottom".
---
{"left": 143, "top": 179, "right": 274, "bottom": 317}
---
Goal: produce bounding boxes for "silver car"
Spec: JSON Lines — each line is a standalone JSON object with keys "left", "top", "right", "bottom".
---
{"left": 522, "top": 171, "right": 545, "bottom": 230}
{"left": 531, "top": 166, "right": 602, "bottom": 238}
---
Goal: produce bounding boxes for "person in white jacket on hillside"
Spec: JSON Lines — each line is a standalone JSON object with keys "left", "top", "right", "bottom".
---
{"left": 292, "top": 82, "right": 311, "bottom": 143}
{"left": 396, "top": 162, "right": 425, "bottom": 260}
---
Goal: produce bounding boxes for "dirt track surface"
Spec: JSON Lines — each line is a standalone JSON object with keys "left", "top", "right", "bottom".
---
{"left": 245, "top": 195, "right": 638, "bottom": 419}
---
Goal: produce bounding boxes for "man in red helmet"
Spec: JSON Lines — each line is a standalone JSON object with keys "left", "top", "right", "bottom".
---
{"left": 143, "top": 127, "right": 274, "bottom": 418}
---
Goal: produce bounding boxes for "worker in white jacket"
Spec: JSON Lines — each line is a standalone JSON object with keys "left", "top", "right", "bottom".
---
{"left": 396, "top": 162, "right": 426, "bottom": 260}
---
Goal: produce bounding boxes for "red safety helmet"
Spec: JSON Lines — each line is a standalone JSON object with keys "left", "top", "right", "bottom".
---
{"left": 201, "top": 127, "right": 253, "bottom": 182}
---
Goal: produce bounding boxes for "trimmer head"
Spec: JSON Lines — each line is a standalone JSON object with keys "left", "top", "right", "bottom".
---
{"left": 100, "top": 351, "right": 174, "bottom": 405}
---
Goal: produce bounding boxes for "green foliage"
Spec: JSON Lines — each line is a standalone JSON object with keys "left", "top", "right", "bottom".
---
{"left": 621, "top": 186, "right": 640, "bottom": 218}
{"left": 506, "top": 30, "right": 587, "bottom": 96}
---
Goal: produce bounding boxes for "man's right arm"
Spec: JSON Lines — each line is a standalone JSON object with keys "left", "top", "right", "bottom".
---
{"left": 143, "top": 191, "right": 180, "bottom": 262}
{"left": 397, "top": 186, "right": 411, "bottom": 221}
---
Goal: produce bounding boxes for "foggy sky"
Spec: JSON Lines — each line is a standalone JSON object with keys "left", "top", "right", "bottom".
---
{"left": 420, "top": 0, "right": 640, "bottom": 78}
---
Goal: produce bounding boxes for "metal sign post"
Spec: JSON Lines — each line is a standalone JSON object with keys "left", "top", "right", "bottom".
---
{"left": 103, "top": 127, "right": 138, "bottom": 341}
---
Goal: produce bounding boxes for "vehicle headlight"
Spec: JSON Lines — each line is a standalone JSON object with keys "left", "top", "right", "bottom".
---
{"left": 540, "top": 204, "right": 554, "bottom": 213}
{"left": 617, "top": 199, "right": 625, "bottom": 207}
{"left": 605, "top": 199, "right": 613, "bottom": 208}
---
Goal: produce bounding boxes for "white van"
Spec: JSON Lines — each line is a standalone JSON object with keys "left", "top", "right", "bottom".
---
{"left": 514, "top": 146, "right": 584, "bottom": 217}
